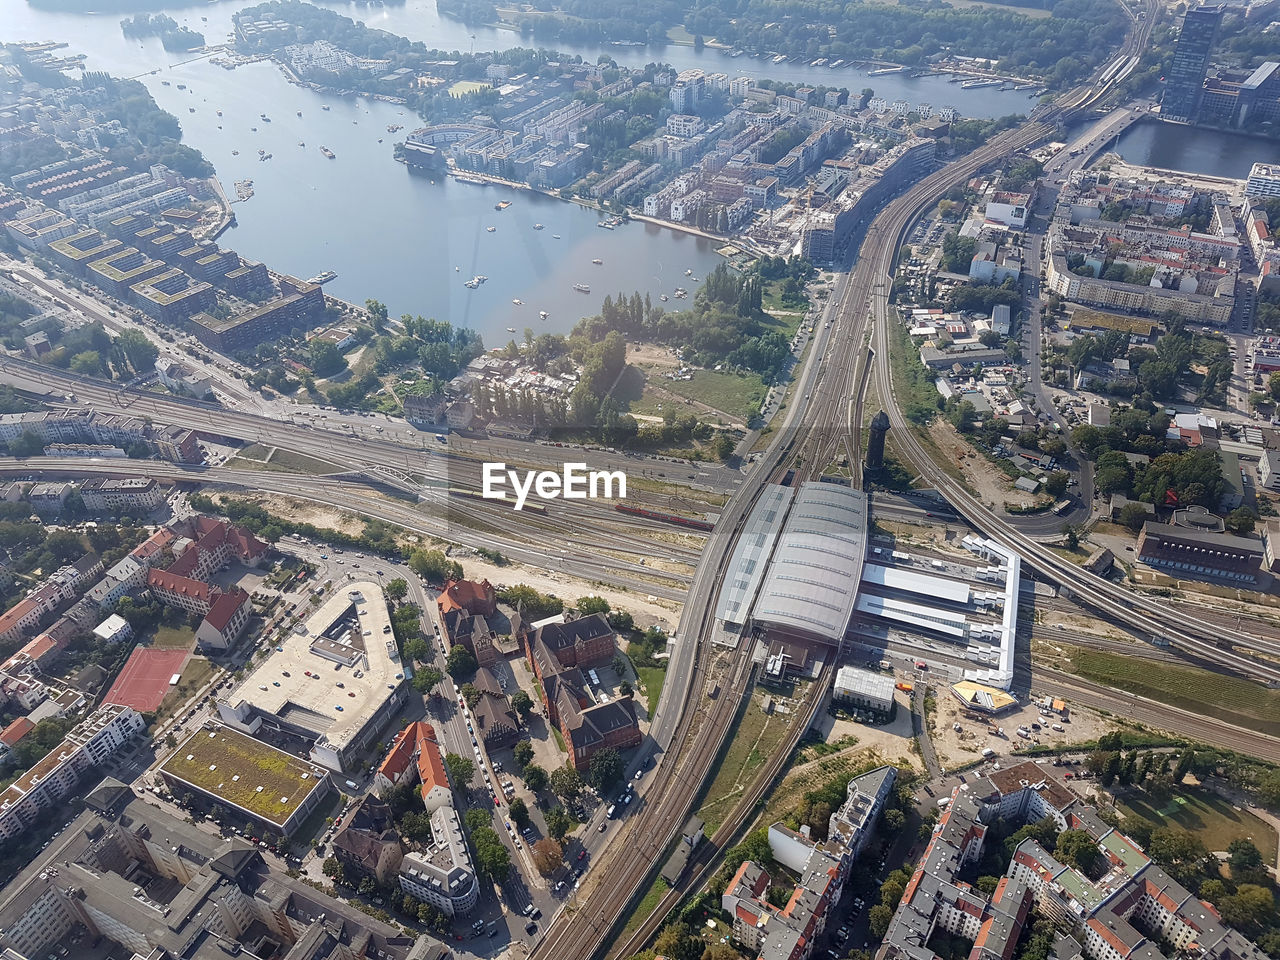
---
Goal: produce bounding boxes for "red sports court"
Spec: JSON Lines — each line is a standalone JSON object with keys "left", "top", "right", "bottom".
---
{"left": 102, "top": 647, "right": 191, "bottom": 712}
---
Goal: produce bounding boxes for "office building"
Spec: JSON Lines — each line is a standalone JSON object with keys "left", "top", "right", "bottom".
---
{"left": 1247, "top": 162, "right": 1280, "bottom": 199}
{"left": 1161, "top": 5, "right": 1224, "bottom": 123}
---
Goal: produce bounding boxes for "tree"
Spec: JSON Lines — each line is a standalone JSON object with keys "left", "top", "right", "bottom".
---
{"left": 1119, "top": 502, "right": 1150, "bottom": 532}
{"left": 1055, "top": 830, "right": 1100, "bottom": 875}
{"left": 513, "top": 740, "right": 534, "bottom": 769}
{"left": 444, "top": 752, "right": 475, "bottom": 788}
{"left": 545, "top": 805, "right": 573, "bottom": 841}
{"left": 472, "top": 826, "right": 512, "bottom": 881}
{"left": 386, "top": 577, "right": 408, "bottom": 600}
{"left": 976, "top": 875, "right": 1001, "bottom": 896}
{"left": 1258, "top": 768, "right": 1280, "bottom": 807}
{"left": 512, "top": 690, "right": 535, "bottom": 721}
{"left": 587, "top": 747, "right": 623, "bottom": 792}
{"left": 508, "top": 796, "right": 530, "bottom": 828}
{"left": 550, "top": 765, "right": 584, "bottom": 801}
{"left": 1062, "top": 524, "right": 1080, "bottom": 549}
{"left": 523, "top": 764, "right": 548, "bottom": 792}
{"left": 532, "top": 837, "right": 563, "bottom": 875}
{"left": 411, "top": 666, "right": 443, "bottom": 694}
{"left": 1045, "top": 471, "right": 1070, "bottom": 497}
{"left": 71, "top": 350, "right": 104, "bottom": 375}
{"left": 869, "top": 904, "right": 893, "bottom": 939}
{"left": 1270, "top": 370, "right": 1280, "bottom": 401}
{"left": 460, "top": 682, "right": 482, "bottom": 708}
{"left": 322, "top": 856, "right": 344, "bottom": 884}
{"left": 1147, "top": 828, "right": 1209, "bottom": 886}
{"left": 402, "top": 636, "right": 429, "bottom": 663}
{"left": 883, "top": 808, "right": 906, "bottom": 834}
{"left": 366, "top": 298, "right": 389, "bottom": 332}
{"left": 1227, "top": 838, "right": 1264, "bottom": 874}
{"left": 9, "top": 430, "right": 43, "bottom": 457}
{"left": 653, "top": 923, "right": 703, "bottom": 960}
{"left": 116, "top": 328, "right": 158, "bottom": 373}
{"left": 446, "top": 643, "right": 476, "bottom": 677}
{"left": 408, "top": 548, "right": 463, "bottom": 583}
{"left": 575, "top": 595, "right": 610, "bottom": 616}
{"left": 310, "top": 338, "right": 348, "bottom": 377}
{"left": 1225, "top": 506, "right": 1256, "bottom": 535}
{"left": 1220, "top": 885, "right": 1274, "bottom": 932}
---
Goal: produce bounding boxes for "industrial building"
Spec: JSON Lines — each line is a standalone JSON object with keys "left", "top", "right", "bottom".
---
{"left": 216, "top": 581, "right": 409, "bottom": 773}
{"left": 832, "top": 665, "right": 896, "bottom": 713}
{"left": 1136, "top": 521, "right": 1263, "bottom": 583}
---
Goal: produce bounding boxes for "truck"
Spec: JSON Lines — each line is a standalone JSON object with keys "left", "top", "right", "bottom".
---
{"left": 981, "top": 748, "right": 996, "bottom": 758}
{"left": 1053, "top": 499, "right": 1073, "bottom": 515}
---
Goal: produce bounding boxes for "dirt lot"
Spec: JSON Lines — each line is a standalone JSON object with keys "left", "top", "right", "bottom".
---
{"left": 810, "top": 690, "right": 921, "bottom": 771}
{"left": 929, "top": 687, "right": 1115, "bottom": 768}
{"left": 928, "top": 420, "right": 1039, "bottom": 509}
{"left": 218, "top": 493, "right": 367, "bottom": 537}
{"left": 627, "top": 341, "right": 681, "bottom": 371}
{"left": 445, "top": 546, "right": 682, "bottom": 633}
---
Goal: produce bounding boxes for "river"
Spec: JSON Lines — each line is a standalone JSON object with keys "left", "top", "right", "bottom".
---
{"left": 3, "top": 0, "right": 1040, "bottom": 345}
{"left": 1112, "top": 118, "right": 1280, "bottom": 180}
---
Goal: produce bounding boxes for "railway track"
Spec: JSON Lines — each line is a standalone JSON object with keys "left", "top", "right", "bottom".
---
{"left": 606, "top": 664, "right": 833, "bottom": 960}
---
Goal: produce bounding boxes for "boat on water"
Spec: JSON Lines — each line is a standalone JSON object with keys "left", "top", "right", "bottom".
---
{"left": 455, "top": 266, "right": 460, "bottom": 271}
{"left": 685, "top": 268, "right": 693, "bottom": 276}
{"left": 231, "top": 150, "right": 239, "bottom": 155}
{"left": 258, "top": 148, "right": 265, "bottom": 155}
{"left": 552, "top": 234, "right": 561, "bottom": 239}
{"left": 176, "top": 83, "right": 186, "bottom": 90}
{"left": 307, "top": 270, "right": 337, "bottom": 284}
{"left": 161, "top": 80, "right": 170, "bottom": 86}
{"left": 507, "top": 327, "right": 516, "bottom": 333}
{"left": 573, "top": 283, "right": 591, "bottom": 293}
{"left": 533, "top": 223, "right": 544, "bottom": 230}
{"left": 660, "top": 294, "right": 669, "bottom": 302}
{"left": 495, "top": 200, "right": 512, "bottom": 210}
{"left": 591, "top": 259, "right": 603, "bottom": 265}
{"left": 539, "top": 310, "right": 549, "bottom": 320}
{"left": 486, "top": 226, "right": 496, "bottom": 233}
{"left": 320, "top": 146, "right": 335, "bottom": 158}
{"left": 297, "top": 111, "right": 303, "bottom": 117}
{"left": 869, "top": 65, "right": 905, "bottom": 75}
{"left": 321, "top": 104, "right": 330, "bottom": 111}
{"left": 299, "top": 141, "right": 305, "bottom": 147}
{"left": 260, "top": 113, "right": 271, "bottom": 122}
{"left": 188, "top": 107, "right": 195, "bottom": 113}
{"left": 216, "top": 109, "right": 222, "bottom": 116}
{"left": 512, "top": 299, "right": 523, "bottom": 305}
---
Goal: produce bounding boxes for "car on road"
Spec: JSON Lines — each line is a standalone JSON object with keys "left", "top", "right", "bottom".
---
{"left": 525, "top": 922, "right": 538, "bottom": 935}
{"left": 577, "top": 850, "right": 586, "bottom": 861}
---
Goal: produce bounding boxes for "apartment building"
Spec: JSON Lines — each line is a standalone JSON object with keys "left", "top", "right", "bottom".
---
{"left": 0, "top": 704, "right": 144, "bottom": 841}
{"left": 0, "top": 777, "right": 451, "bottom": 960}
{"left": 79, "top": 477, "right": 165, "bottom": 513}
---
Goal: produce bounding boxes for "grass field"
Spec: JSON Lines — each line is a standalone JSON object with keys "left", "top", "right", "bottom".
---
{"left": 150, "top": 624, "right": 196, "bottom": 650}
{"left": 637, "top": 665, "right": 666, "bottom": 717}
{"left": 697, "top": 688, "right": 795, "bottom": 834}
{"left": 620, "top": 877, "right": 670, "bottom": 938}
{"left": 158, "top": 656, "right": 215, "bottom": 719}
{"left": 1067, "top": 648, "right": 1280, "bottom": 737}
{"left": 1118, "top": 787, "right": 1277, "bottom": 862}
{"left": 449, "top": 80, "right": 491, "bottom": 96}
{"left": 660, "top": 370, "right": 767, "bottom": 421}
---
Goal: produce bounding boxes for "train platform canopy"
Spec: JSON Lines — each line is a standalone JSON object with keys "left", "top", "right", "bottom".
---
{"left": 862, "top": 562, "right": 972, "bottom": 605}
{"left": 752, "top": 483, "right": 869, "bottom": 645}
{"left": 950, "top": 680, "right": 1019, "bottom": 714}
{"left": 716, "top": 484, "right": 794, "bottom": 627}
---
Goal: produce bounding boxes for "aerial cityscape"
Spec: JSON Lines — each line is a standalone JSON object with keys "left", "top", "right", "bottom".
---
{"left": 1, "top": 1, "right": 1280, "bottom": 960}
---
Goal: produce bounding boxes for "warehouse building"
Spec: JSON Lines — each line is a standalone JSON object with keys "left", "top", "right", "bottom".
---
{"left": 832, "top": 665, "right": 895, "bottom": 713}
{"left": 1136, "top": 521, "right": 1263, "bottom": 583}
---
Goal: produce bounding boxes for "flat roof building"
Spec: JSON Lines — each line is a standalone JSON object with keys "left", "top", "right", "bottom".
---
{"left": 159, "top": 725, "right": 331, "bottom": 838}
{"left": 832, "top": 665, "right": 895, "bottom": 713}
{"left": 1136, "top": 521, "right": 1263, "bottom": 583}
{"left": 716, "top": 484, "right": 794, "bottom": 627}
{"left": 216, "top": 581, "right": 409, "bottom": 772}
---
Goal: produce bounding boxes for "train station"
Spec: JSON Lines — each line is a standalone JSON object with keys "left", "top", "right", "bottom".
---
{"left": 718, "top": 481, "right": 1023, "bottom": 691}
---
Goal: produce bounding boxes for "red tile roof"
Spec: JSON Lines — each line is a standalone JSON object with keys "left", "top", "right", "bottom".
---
{"left": 0, "top": 716, "right": 34, "bottom": 747}
{"left": 437, "top": 579, "right": 495, "bottom": 616}
{"left": 147, "top": 569, "right": 211, "bottom": 601}
{"left": 0, "top": 598, "right": 39, "bottom": 636}
{"left": 204, "top": 589, "right": 249, "bottom": 632}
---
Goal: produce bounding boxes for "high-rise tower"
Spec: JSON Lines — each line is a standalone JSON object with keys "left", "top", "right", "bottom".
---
{"left": 1161, "top": 4, "right": 1224, "bottom": 123}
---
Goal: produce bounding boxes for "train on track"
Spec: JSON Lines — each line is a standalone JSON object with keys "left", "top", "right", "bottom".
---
{"left": 448, "top": 487, "right": 547, "bottom": 514}
{"left": 614, "top": 503, "right": 714, "bottom": 531}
